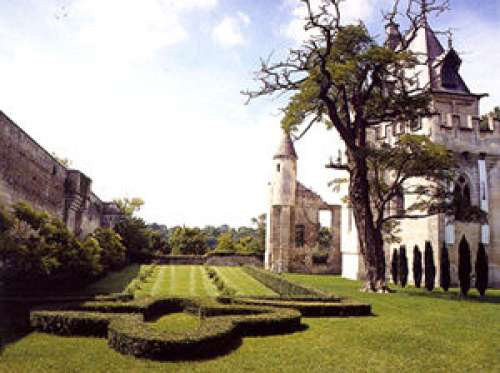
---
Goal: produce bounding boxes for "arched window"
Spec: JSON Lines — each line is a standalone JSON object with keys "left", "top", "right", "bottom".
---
{"left": 452, "top": 176, "right": 472, "bottom": 220}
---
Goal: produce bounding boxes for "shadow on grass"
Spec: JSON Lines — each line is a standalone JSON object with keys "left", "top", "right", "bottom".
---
{"left": 0, "top": 301, "right": 34, "bottom": 356}
{"left": 401, "top": 288, "right": 500, "bottom": 304}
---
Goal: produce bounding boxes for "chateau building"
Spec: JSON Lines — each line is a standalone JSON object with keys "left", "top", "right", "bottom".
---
{"left": 266, "top": 20, "right": 500, "bottom": 288}
{"left": 0, "top": 111, "right": 122, "bottom": 236}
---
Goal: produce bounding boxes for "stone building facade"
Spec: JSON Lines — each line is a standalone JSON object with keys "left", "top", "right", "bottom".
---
{"left": 341, "top": 21, "right": 500, "bottom": 288}
{"left": 266, "top": 20, "right": 500, "bottom": 288}
{"left": 265, "top": 131, "right": 342, "bottom": 274}
{"left": 0, "top": 111, "right": 122, "bottom": 236}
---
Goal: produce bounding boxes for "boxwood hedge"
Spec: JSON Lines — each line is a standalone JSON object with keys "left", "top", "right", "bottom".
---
{"left": 242, "top": 266, "right": 330, "bottom": 297}
{"left": 231, "top": 298, "right": 372, "bottom": 317}
{"left": 30, "top": 296, "right": 302, "bottom": 360}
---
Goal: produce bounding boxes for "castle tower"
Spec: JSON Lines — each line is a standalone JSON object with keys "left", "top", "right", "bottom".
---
{"left": 265, "top": 130, "right": 297, "bottom": 273}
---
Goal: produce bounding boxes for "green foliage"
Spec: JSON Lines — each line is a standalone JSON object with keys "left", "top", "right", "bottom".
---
{"left": 458, "top": 236, "right": 471, "bottom": 296}
{"left": 30, "top": 296, "right": 302, "bottom": 361}
{"left": 391, "top": 248, "right": 399, "bottom": 285}
{"left": 412, "top": 245, "right": 422, "bottom": 288}
{"left": 318, "top": 227, "right": 332, "bottom": 250}
{"left": 114, "top": 216, "right": 153, "bottom": 260}
{"left": 440, "top": 242, "right": 451, "bottom": 292}
{"left": 204, "top": 266, "right": 237, "bottom": 297}
{"left": 214, "top": 231, "right": 236, "bottom": 253}
{"left": 424, "top": 241, "right": 436, "bottom": 292}
{"left": 475, "top": 243, "right": 489, "bottom": 297}
{"left": 399, "top": 245, "right": 408, "bottom": 288}
{"left": 235, "top": 235, "right": 261, "bottom": 254}
{"left": 0, "top": 202, "right": 105, "bottom": 288}
{"left": 169, "top": 226, "right": 207, "bottom": 255}
{"left": 93, "top": 228, "right": 127, "bottom": 272}
{"left": 113, "top": 197, "right": 145, "bottom": 217}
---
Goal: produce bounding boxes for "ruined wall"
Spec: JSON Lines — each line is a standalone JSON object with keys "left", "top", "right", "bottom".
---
{"left": 0, "top": 111, "right": 121, "bottom": 236}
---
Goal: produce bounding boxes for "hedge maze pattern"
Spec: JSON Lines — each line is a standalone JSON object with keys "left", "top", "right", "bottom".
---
{"left": 29, "top": 266, "right": 372, "bottom": 361}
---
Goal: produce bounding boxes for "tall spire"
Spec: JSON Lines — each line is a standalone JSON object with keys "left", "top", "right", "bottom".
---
{"left": 273, "top": 130, "right": 297, "bottom": 160}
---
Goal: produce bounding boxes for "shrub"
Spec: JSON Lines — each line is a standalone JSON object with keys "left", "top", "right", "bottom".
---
{"left": 412, "top": 245, "right": 422, "bottom": 288}
{"left": 424, "top": 241, "right": 436, "bottom": 291}
{"left": 93, "top": 228, "right": 127, "bottom": 271}
{"left": 234, "top": 236, "right": 260, "bottom": 254}
{"left": 204, "top": 266, "right": 237, "bottom": 297}
{"left": 458, "top": 235, "right": 471, "bottom": 296}
{"left": 475, "top": 242, "right": 488, "bottom": 297}
{"left": 440, "top": 242, "right": 451, "bottom": 292}
{"left": 214, "top": 232, "right": 236, "bottom": 254}
{"left": 114, "top": 216, "right": 153, "bottom": 260}
{"left": 169, "top": 226, "right": 207, "bottom": 255}
{"left": 391, "top": 248, "right": 399, "bottom": 285}
{"left": 399, "top": 245, "right": 408, "bottom": 288}
{"left": 243, "top": 266, "right": 327, "bottom": 297}
{"left": 0, "top": 202, "right": 104, "bottom": 288}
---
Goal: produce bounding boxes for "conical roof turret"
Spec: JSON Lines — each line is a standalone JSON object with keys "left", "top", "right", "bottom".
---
{"left": 273, "top": 130, "right": 297, "bottom": 160}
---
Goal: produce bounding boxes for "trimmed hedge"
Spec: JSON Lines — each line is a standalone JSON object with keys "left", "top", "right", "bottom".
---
{"left": 30, "top": 311, "right": 142, "bottom": 337}
{"left": 204, "top": 266, "right": 237, "bottom": 297}
{"left": 232, "top": 298, "right": 371, "bottom": 317}
{"left": 242, "top": 266, "right": 329, "bottom": 297}
{"left": 30, "top": 296, "right": 302, "bottom": 360}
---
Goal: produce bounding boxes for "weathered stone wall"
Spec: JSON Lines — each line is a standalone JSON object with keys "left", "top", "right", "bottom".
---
{"left": 0, "top": 111, "right": 121, "bottom": 236}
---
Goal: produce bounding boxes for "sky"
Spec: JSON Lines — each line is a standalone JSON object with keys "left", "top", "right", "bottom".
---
{"left": 1, "top": 0, "right": 499, "bottom": 228}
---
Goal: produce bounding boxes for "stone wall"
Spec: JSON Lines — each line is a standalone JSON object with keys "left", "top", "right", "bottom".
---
{"left": 0, "top": 111, "right": 121, "bottom": 236}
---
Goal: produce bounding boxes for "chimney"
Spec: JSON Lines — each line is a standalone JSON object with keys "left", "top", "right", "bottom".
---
{"left": 385, "top": 21, "right": 400, "bottom": 50}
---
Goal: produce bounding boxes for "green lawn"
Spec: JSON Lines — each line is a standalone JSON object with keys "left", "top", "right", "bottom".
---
{"left": 1, "top": 271, "right": 499, "bottom": 372}
{"left": 149, "top": 313, "right": 200, "bottom": 334}
{"left": 135, "top": 265, "right": 219, "bottom": 298}
{"left": 80, "top": 264, "right": 141, "bottom": 296}
{"left": 213, "top": 266, "right": 277, "bottom": 296}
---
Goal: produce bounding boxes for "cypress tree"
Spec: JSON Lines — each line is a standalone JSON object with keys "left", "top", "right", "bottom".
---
{"left": 440, "top": 242, "right": 451, "bottom": 292}
{"left": 424, "top": 241, "right": 436, "bottom": 291}
{"left": 412, "top": 245, "right": 422, "bottom": 288}
{"left": 475, "top": 242, "right": 488, "bottom": 297}
{"left": 399, "top": 245, "right": 408, "bottom": 288}
{"left": 391, "top": 248, "right": 399, "bottom": 285}
{"left": 458, "top": 235, "right": 471, "bottom": 297}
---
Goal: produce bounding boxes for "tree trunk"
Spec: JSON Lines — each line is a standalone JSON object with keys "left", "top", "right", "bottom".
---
{"left": 348, "top": 152, "right": 388, "bottom": 292}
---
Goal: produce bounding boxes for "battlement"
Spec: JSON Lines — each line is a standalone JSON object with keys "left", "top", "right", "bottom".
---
{"left": 431, "top": 113, "right": 500, "bottom": 155}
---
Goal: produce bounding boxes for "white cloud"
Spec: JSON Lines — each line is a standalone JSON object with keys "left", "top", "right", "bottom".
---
{"left": 212, "top": 12, "right": 251, "bottom": 47}
{"left": 72, "top": 0, "right": 217, "bottom": 62}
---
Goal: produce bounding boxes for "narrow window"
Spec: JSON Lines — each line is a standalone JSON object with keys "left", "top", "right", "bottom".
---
{"left": 295, "top": 225, "right": 305, "bottom": 247}
{"left": 52, "top": 165, "right": 57, "bottom": 176}
{"left": 277, "top": 163, "right": 280, "bottom": 172}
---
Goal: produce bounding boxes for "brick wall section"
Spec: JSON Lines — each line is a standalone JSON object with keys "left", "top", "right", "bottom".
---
{"left": 0, "top": 111, "right": 122, "bottom": 236}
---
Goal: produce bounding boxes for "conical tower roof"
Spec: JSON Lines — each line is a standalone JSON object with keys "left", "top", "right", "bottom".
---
{"left": 273, "top": 130, "right": 297, "bottom": 160}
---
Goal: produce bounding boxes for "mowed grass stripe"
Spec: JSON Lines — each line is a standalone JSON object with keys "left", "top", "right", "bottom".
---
{"left": 214, "top": 267, "right": 277, "bottom": 296}
{"left": 150, "top": 266, "right": 168, "bottom": 297}
{"left": 199, "top": 266, "right": 219, "bottom": 297}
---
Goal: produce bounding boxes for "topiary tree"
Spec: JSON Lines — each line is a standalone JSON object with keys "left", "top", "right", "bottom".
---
{"left": 424, "top": 241, "right": 436, "bottom": 291}
{"left": 475, "top": 242, "right": 488, "bottom": 297}
{"left": 440, "top": 242, "right": 451, "bottom": 292}
{"left": 391, "top": 248, "right": 399, "bottom": 285}
{"left": 458, "top": 235, "right": 471, "bottom": 297}
{"left": 399, "top": 245, "right": 408, "bottom": 288}
{"left": 412, "top": 245, "right": 422, "bottom": 288}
